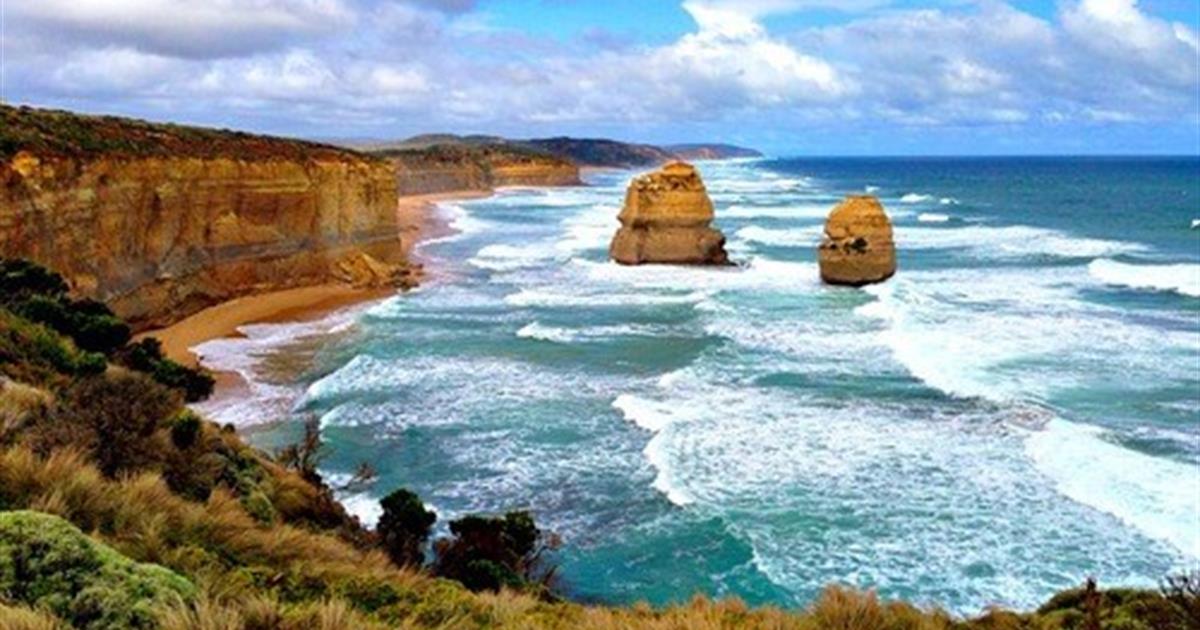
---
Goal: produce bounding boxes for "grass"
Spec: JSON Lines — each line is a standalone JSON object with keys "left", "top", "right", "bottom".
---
{"left": 0, "top": 104, "right": 381, "bottom": 162}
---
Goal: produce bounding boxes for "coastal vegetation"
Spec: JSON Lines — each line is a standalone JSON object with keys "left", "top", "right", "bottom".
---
{"left": 0, "top": 105, "right": 370, "bottom": 161}
{"left": 0, "top": 258, "right": 1196, "bottom": 628}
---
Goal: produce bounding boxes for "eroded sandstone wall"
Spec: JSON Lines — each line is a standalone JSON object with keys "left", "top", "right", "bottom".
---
{"left": 388, "top": 150, "right": 581, "bottom": 195}
{"left": 0, "top": 152, "right": 400, "bottom": 328}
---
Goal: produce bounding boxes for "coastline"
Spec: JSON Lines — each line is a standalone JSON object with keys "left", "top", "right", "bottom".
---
{"left": 141, "top": 189, "right": 493, "bottom": 396}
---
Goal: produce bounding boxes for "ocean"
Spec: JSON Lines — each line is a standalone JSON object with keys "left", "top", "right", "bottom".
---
{"left": 194, "top": 157, "right": 1200, "bottom": 614}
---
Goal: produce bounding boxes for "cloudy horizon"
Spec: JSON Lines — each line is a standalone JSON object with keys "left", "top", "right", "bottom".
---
{"left": 2, "top": 0, "right": 1198, "bottom": 155}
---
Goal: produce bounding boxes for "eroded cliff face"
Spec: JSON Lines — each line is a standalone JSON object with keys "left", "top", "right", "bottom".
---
{"left": 1, "top": 152, "right": 401, "bottom": 328}
{"left": 387, "top": 146, "right": 581, "bottom": 195}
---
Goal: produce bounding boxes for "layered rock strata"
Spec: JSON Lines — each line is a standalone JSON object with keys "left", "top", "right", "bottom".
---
{"left": 817, "top": 195, "right": 897, "bottom": 286}
{"left": 0, "top": 106, "right": 404, "bottom": 328}
{"left": 609, "top": 162, "right": 728, "bottom": 265}
{"left": 386, "top": 146, "right": 581, "bottom": 195}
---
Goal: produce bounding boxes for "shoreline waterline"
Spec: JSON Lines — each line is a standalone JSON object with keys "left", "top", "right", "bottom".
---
{"left": 140, "top": 189, "right": 495, "bottom": 412}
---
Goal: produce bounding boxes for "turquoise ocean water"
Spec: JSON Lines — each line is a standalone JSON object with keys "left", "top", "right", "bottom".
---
{"left": 195, "top": 157, "right": 1200, "bottom": 614}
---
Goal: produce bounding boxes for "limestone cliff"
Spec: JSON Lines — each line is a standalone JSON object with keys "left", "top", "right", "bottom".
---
{"left": 0, "top": 105, "right": 404, "bottom": 328}
{"left": 382, "top": 144, "right": 581, "bottom": 195}
{"left": 609, "top": 162, "right": 729, "bottom": 265}
{"left": 817, "top": 195, "right": 897, "bottom": 286}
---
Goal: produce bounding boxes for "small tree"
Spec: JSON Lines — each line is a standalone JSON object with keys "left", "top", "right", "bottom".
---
{"left": 377, "top": 488, "right": 436, "bottom": 568}
{"left": 433, "top": 510, "right": 560, "bottom": 594}
{"left": 276, "top": 416, "right": 326, "bottom": 484}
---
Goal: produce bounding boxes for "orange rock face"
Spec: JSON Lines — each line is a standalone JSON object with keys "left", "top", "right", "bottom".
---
{"left": 609, "top": 162, "right": 728, "bottom": 265}
{"left": 818, "top": 195, "right": 897, "bottom": 286}
{"left": 0, "top": 152, "right": 401, "bottom": 328}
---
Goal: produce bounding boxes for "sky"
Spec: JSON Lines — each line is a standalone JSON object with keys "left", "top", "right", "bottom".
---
{"left": 2, "top": 0, "right": 1198, "bottom": 155}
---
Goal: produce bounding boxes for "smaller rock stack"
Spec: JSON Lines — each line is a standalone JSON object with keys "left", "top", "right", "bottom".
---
{"left": 609, "top": 162, "right": 729, "bottom": 265}
{"left": 818, "top": 195, "right": 897, "bottom": 286}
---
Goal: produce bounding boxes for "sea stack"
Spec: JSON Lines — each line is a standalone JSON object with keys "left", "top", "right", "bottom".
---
{"left": 818, "top": 195, "right": 897, "bottom": 286}
{"left": 609, "top": 161, "right": 729, "bottom": 265}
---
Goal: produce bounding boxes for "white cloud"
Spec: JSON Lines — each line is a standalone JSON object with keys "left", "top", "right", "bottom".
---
{"left": 1061, "top": 0, "right": 1199, "bottom": 88}
{"left": 2, "top": 0, "right": 1197, "bottom": 140}
{"left": 10, "top": 0, "right": 354, "bottom": 58}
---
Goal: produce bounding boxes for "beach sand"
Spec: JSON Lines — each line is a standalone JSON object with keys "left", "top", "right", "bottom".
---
{"left": 140, "top": 190, "right": 491, "bottom": 371}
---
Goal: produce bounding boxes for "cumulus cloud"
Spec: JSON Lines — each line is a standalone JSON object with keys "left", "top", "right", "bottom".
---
{"left": 9, "top": 0, "right": 355, "bottom": 58}
{"left": 2, "top": 0, "right": 1197, "bottom": 145}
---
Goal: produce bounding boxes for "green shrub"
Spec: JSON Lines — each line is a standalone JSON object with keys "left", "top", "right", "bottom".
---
{"left": 433, "top": 511, "right": 558, "bottom": 594}
{"left": 117, "top": 338, "right": 214, "bottom": 403}
{"left": 241, "top": 491, "right": 278, "bottom": 525}
{"left": 0, "top": 310, "right": 98, "bottom": 386}
{"left": 377, "top": 488, "right": 436, "bottom": 568}
{"left": 0, "top": 510, "right": 194, "bottom": 630}
{"left": 169, "top": 411, "right": 202, "bottom": 450}
{"left": 0, "top": 259, "right": 68, "bottom": 305}
{"left": 32, "top": 372, "right": 179, "bottom": 477}
{"left": 14, "top": 294, "right": 130, "bottom": 357}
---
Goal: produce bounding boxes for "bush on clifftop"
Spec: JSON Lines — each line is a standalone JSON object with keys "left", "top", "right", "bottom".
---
{"left": 0, "top": 510, "right": 194, "bottom": 630}
{"left": 377, "top": 488, "right": 437, "bottom": 568}
{"left": 433, "top": 510, "right": 560, "bottom": 595}
{"left": 0, "top": 259, "right": 212, "bottom": 401}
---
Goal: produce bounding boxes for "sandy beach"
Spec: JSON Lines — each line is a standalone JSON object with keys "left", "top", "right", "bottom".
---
{"left": 141, "top": 190, "right": 491, "bottom": 371}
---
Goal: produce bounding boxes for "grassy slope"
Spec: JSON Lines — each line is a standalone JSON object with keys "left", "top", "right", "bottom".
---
{"left": 0, "top": 104, "right": 378, "bottom": 162}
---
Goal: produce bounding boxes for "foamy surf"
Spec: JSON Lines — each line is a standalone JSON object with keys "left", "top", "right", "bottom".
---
{"left": 917, "top": 213, "right": 951, "bottom": 223}
{"left": 419, "top": 202, "right": 492, "bottom": 247}
{"left": 1088, "top": 259, "right": 1200, "bottom": 297}
{"left": 189, "top": 306, "right": 368, "bottom": 427}
{"left": 1026, "top": 418, "right": 1200, "bottom": 559}
{"left": 612, "top": 394, "right": 694, "bottom": 506}
{"left": 900, "top": 193, "right": 932, "bottom": 203}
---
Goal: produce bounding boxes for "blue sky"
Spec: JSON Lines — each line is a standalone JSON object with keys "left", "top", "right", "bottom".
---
{"left": 3, "top": 0, "right": 1198, "bottom": 155}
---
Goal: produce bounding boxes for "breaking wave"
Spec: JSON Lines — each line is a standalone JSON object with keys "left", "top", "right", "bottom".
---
{"left": 1088, "top": 259, "right": 1200, "bottom": 298}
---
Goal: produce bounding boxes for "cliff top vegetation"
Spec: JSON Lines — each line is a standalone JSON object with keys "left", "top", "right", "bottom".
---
{"left": 0, "top": 104, "right": 380, "bottom": 162}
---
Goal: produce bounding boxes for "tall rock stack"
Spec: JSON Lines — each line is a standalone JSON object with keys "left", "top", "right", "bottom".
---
{"left": 609, "top": 161, "right": 729, "bottom": 265}
{"left": 818, "top": 195, "right": 897, "bottom": 286}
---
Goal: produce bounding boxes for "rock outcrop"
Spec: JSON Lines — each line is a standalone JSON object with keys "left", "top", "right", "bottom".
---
{"left": 817, "top": 195, "right": 897, "bottom": 286}
{"left": 0, "top": 105, "right": 405, "bottom": 328}
{"left": 609, "top": 162, "right": 728, "bottom": 265}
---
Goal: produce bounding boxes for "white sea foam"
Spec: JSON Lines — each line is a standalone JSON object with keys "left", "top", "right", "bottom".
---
{"left": 573, "top": 256, "right": 820, "bottom": 295}
{"left": 555, "top": 204, "right": 620, "bottom": 253}
{"left": 517, "top": 322, "right": 576, "bottom": 343}
{"left": 189, "top": 305, "right": 370, "bottom": 427}
{"left": 419, "top": 202, "right": 492, "bottom": 247}
{"left": 917, "top": 213, "right": 951, "bottom": 223}
{"left": 612, "top": 365, "right": 1176, "bottom": 608}
{"left": 706, "top": 177, "right": 811, "bottom": 193}
{"left": 613, "top": 394, "right": 675, "bottom": 432}
{"left": 1191, "top": 219, "right": 1200, "bottom": 229}
{"left": 722, "top": 203, "right": 833, "bottom": 219}
{"left": 900, "top": 193, "right": 932, "bottom": 203}
{"left": 939, "top": 197, "right": 959, "bottom": 205}
{"left": 856, "top": 268, "right": 1200, "bottom": 402}
{"left": 612, "top": 394, "right": 694, "bottom": 505}
{"left": 865, "top": 185, "right": 880, "bottom": 193}
{"left": 468, "top": 243, "right": 559, "bottom": 272}
{"left": 1026, "top": 418, "right": 1200, "bottom": 559}
{"left": 505, "top": 288, "right": 710, "bottom": 308}
{"left": 1088, "top": 259, "right": 1200, "bottom": 297}
{"left": 733, "top": 225, "right": 824, "bottom": 247}
{"left": 517, "top": 321, "right": 666, "bottom": 343}
{"left": 896, "top": 224, "right": 1147, "bottom": 260}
